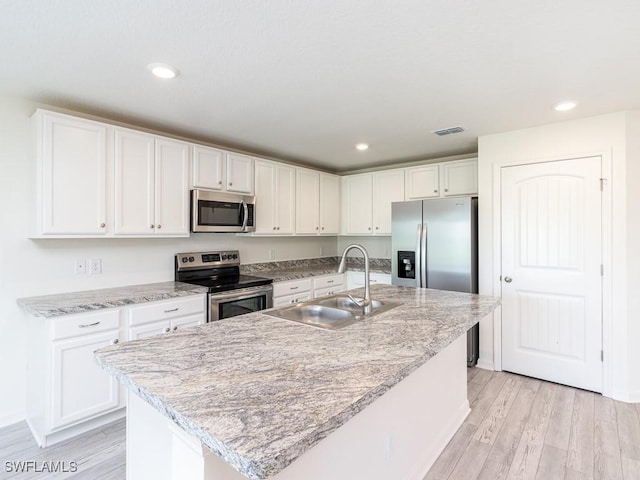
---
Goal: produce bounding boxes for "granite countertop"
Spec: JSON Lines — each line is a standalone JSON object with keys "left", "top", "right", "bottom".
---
{"left": 95, "top": 284, "right": 500, "bottom": 480}
{"left": 16, "top": 281, "right": 208, "bottom": 318}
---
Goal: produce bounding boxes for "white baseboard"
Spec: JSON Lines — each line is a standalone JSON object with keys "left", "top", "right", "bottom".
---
{"left": 608, "top": 388, "right": 640, "bottom": 404}
{"left": 475, "top": 358, "right": 495, "bottom": 371}
{"left": 0, "top": 410, "right": 25, "bottom": 429}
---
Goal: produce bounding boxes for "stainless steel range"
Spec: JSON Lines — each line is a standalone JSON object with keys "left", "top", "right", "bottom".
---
{"left": 175, "top": 250, "right": 273, "bottom": 322}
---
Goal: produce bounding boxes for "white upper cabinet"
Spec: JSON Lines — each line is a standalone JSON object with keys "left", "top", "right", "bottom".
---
{"left": 226, "top": 152, "right": 254, "bottom": 194}
{"left": 191, "top": 148, "right": 254, "bottom": 195}
{"left": 191, "top": 145, "right": 224, "bottom": 190}
{"left": 254, "top": 160, "right": 295, "bottom": 235}
{"left": 405, "top": 165, "right": 440, "bottom": 200}
{"left": 295, "top": 168, "right": 320, "bottom": 234}
{"left": 319, "top": 173, "right": 340, "bottom": 234}
{"left": 114, "top": 128, "right": 189, "bottom": 236}
{"left": 343, "top": 169, "right": 405, "bottom": 235}
{"left": 372, "top": 169, "right": 405, "bottom": 234}
{"left": 405, "top": 159, "right": 477, "bottom": 200}
{"left": 295, "top": 169, "right": 340, "bottom": 235}
{"left": 441, "top": 159, "right": 478, "bottom": 196}
{"left": 34, "top": 110, "right": 108, "bottom": 236}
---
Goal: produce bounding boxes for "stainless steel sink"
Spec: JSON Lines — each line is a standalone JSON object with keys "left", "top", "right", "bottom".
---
{"left": 264, "top": 294, "right": 400, "bottom": 330}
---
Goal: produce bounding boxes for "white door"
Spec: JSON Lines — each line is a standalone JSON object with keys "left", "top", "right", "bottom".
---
{"left": 319, "top": 173, "right": 340, "bottom": 234}
{"left": 275, "top": 164, "right": 296, "bottom": 234}
{"left": 226, "top": 153, "right": 254, "bottom": 194}
{"left": 372, "top": 170, "right": 405, "bottom": 234}
{"left": 295, "top": 169, "right": 320, "bottom": 234}
{"left": 155, "top": 138, "right": 190, "bottom": 235}
{"left": 501, "top": 156, "right": 603, "bottom": 392}
{"left": 345, "top": 174, "right": 373, "bottom": 234}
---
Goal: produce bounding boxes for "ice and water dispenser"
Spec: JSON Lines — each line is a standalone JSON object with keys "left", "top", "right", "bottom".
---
{"left": 397, "top": 251, "right": 415, "bottom": 279}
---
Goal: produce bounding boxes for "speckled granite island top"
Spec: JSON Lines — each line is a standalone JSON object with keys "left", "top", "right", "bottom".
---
{"left": 16, "top": 281, "right": 208, "bottom": 318}
{"left": 95, "top": 285, "right": 500, "bottom": 479}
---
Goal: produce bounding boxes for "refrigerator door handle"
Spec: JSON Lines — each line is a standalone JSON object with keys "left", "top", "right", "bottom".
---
{"left": 415, "top": 224, "right": 422, "bottom": 288}
{"left": 421, "top": 223, "right": 428, "bottom": 287}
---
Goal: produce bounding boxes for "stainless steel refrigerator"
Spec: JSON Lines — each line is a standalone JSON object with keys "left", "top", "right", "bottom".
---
{"left": 391, "top": 196, "right": 479, "bottom": 366}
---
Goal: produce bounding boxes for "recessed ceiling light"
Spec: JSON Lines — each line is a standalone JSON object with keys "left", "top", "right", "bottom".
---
{"left": 355, "top": 143, "right": 369, "bottom": 151}
{"left": 554, "top": 101, "right": 577, "bottom": 112}
{"left": 147, "top": 63, "right": 179, "bottom": 79}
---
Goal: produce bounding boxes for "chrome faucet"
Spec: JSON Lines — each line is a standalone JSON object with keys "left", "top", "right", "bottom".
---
{"left": 338, "top": 244, "right": 372, "bottom": 314}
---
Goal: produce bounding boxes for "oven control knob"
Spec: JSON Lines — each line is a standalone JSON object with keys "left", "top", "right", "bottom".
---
{"left": 232, "top": 254, "right": 238, "bottom": 259}
{"left": 181, "top": 257, "right": 188, "bottom": 263}
{"left": 222, "top": 255, "right": 227, "bottom": 260}
{"left": 188, "top": 256, "right": 195, "bottom": 262}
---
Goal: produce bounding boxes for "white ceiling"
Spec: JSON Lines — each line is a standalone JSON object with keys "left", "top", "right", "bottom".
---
{"left": 2, "top": 0, "right": 639, "bottom": 172}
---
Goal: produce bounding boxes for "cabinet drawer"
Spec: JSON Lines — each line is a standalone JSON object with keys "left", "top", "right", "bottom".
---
{"left": 273, "top": 292, "right": 312, "bottom": 307}
{"left": 313, "top": 285, "right": 345, "bottom": 298}
{"left": 313, "top": 274, "right": 344, "bottom": 290}
{"left": 272, "top": 279, "right": 312, "bottom": 298}
{"left": 52, "top": 309, "right": 120, "bottom": 341}
{"left": 128, "top": 296, "right": 205, "bottom": 326}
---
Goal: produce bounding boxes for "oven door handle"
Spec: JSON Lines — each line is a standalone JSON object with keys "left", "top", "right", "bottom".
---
{"left": 241, "top": 200, "right": 249, "bottom": 232}
{"left": 209, "top": 285, "right": 273, "bottom": 302}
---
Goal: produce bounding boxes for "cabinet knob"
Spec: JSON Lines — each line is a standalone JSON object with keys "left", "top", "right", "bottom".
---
{"left": 321, "top": 227, "right": 324, "bottom": 230}
{"left": 172, "top": 326, "right": 178, "bottom": 331}
{"left": 444, "top": 188, "right": 448, "bottom": 192}
{"left": 277, "top": 227, "right": 280, "bottom": 230}
{"left": 434, "top": 189, "right": 438, "bottom": 193}
{"left": 218, "top": 180, "right": 222, "bottom": 185}
{"left": 504, "top": 276, "right": 513, "bottom": 283}
{"left": 150, "top": 224, "right": 155, "bottom": 229}
{"left": 316, "top": 226, "right": 319, "bottom": 230}
{"left": 273, "top": 226, "right": 277, "bottom": 230}
{"left": 229, "top": 182, "right": 233, "bottom": 186}
{"left": 100, "top": 223, "right": 106, "bottom": 228}
{"left": 156, "top": 224, "right": 161, "bottom": 229}
{"left": 111, "top": 338, "right": 119, "bottom": 345}
{"left": 375, "top": 226, "right": 379, "bottom": 230}
{"left": 290, "top": 299, "right": 295, "bottom": 304}
{"left": 164, "top": 327, "right": 171, "bottom": 333}
{"left": 368, "top": 227, "right": 371, "bottom": 231}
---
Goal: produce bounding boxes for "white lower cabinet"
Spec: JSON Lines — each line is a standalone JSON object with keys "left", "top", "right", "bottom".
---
{"left": 26, "top": 309, "right": 124, "bottom": 447}
{"left": 25, "top": 294, "right": 206, "bottom": 447}
{"left": 346, "top": 272, "right": 392, "bottom": 290}
{"left": 272, "top": 274, "right": 346, "bottom": 306}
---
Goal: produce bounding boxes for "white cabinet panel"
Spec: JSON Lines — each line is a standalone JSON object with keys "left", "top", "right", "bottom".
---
{"left": 405, "top": 165, "right": 440, "bottom": 200}
{"left": 319, "top": 173, "right": 340, "bottom": 234}
{"left": 372, "top": 170, "right": 405, "bottom": 234}
{"left": 192, "top": 145, "right": 224, "bottom": 190}
{"left": 155, "top": 138, "right": 190, "bottom": 235}
{"left": 36, "top": 110, "right": 108, "bottom": 235}
{"left": 345, "top": 174, "right": 373, "bottom": 234}
{"left": 114, "top": 128, "right": 155, "bottom": 235}
{"left": 295, "top": 169, "right": 320, "bottom": 234}
{"left": 51, "top": 330, "right": 120, "bottom": 430}
{"left": 254, "top": 160, "right": 295, "bottom": 235}
{"left": 441, "top": 159, "right": 478, "bottom": 196}
{"left": 226, "top": 153, "right": 254, "bottom": 194}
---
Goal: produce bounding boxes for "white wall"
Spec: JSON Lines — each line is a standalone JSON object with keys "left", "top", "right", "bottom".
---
{"left": 477, "top": 111, "right": 638, "bottom": 402}
{"left": 337, "top": 236, "right": 391, "bottom": 259}
{"left": 0, "top": 96, "right": 338, "bottom": 426}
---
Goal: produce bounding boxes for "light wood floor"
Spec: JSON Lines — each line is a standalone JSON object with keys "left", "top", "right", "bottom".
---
{"left": 1, "top": 369, "right": 639, "bottom": 479}
{"left": 425, "top": 369, "right": 640, "bottom": 480}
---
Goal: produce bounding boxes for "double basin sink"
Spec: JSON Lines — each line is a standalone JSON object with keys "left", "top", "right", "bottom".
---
{"left": 264, "top": 294, "right": 400, "bottom": 330}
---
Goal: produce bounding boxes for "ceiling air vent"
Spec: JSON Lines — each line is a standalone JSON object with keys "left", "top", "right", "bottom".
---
{"left": 431, "top": 126, "right": 465, "bottom": 136}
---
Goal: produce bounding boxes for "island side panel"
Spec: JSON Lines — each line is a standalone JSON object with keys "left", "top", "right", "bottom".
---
{"left": 150, "top": 333, "right": 468, "bottom": 480}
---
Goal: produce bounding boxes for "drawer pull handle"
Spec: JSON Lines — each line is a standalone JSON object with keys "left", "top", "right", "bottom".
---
{"left": 79, "top": 321, "right": 100, "bottom": 328}
{"left": 327, "top": 280, "right": 334, "bottom": 284}
{"left": 289, "top": 286, "right": 299, "bottom": 290}
{"left": 172, "top": 326, "right": 178, "bottom": 331}
{"left": 164, "top": 327, "right": 171, "bottom": 333}
{"left": 112, "top": 338, "right": 119, "bottom": 345}
{"left": 164, "top": 308, "right": 179, "bottom": 313}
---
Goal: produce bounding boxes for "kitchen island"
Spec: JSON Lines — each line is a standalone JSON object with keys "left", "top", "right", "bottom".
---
{"left": 94, "top": 284, "right": 500, "bottom": 480}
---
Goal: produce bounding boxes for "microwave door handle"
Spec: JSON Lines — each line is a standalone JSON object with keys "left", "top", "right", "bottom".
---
{"left": 241, "top": 200, "right": 248, "bottom": 231}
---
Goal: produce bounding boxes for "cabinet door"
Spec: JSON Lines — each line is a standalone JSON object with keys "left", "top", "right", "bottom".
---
{"left": 254, "top": 160, "right": 277, "bottom": 234}
{"left": 275, "top": 164, "right": 296, "bottom": 234}
{"left": 441, "top": 159, "right": 477, "bottom": 196}
{"left": 40, "top": 112, "right": 108, "bottom": 235}
{"left": 192, "top": 145, "right": 224, "bottom": 190}
{"left": 405, "top": 165, "right": 440, "bottom": 199}
{"left": 372, "top": 170, "right": 405, "bottom": 234}
{"left": 345, "top": 174, "right": 373, "bottom": 234}
{"left": 129, "top": 320, "right": 171, "bottom": 340}
{"left": 51, "top": 330, "right": 120, "bottom": 429}
{"left": 319, "top": 173, "right": 340, "bottom": 234}
{"left": 295, "top": 169, "right": 320, "bottom": 234}
{"left": 155, "top": 138, "right": 190, "bottom": 236}
{"left": 226, "top": 153, "right": 254, "bottom": 194}
{"left": 114, "top": 128, "right": 155, "bottom": 235}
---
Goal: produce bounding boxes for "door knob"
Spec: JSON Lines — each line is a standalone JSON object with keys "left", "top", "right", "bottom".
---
{"left": 504, "top": 276, "right": 513, "bottom": 283}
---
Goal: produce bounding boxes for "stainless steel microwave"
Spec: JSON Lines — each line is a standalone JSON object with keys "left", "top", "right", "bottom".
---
{"left": 191, "top": 190, "right": 256, "bottom": 233}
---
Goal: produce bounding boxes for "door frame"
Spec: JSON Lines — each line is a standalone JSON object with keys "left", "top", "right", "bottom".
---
{"left": 490, "top": 150, "right": 613, "bottom": 396}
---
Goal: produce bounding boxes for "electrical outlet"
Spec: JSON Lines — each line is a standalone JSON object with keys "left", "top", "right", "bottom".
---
{"left": 74, "top": 259, "right": 86, "bottom": 275}
{"left": 269, "top": 249, "right": 276, "bottom": 260}
{"left": 88, "top": 258, "right": 102, "bottom": 275}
